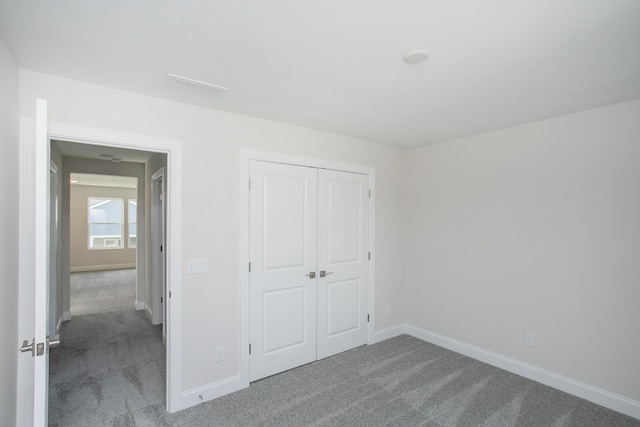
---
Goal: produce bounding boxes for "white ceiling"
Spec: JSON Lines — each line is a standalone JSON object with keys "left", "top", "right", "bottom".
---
{"left": 2, "top": 1, "right": 639, "bottom": 148}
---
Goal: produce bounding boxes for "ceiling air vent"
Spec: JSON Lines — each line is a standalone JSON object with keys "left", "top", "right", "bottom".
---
{"left": 166, "top": 73, "right": 230, "bottom": 97}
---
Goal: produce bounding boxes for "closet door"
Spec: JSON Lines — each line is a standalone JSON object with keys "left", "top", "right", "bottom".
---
{"left": 249, "top": 161, "right": 318, "bottom": 381}
{"left": 317, "top": 169, "right": 369, "bottom": 359}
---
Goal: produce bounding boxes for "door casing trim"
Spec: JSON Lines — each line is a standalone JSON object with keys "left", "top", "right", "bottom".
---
{"left": 19, "top": 118, "right": 184, "bottom": 413}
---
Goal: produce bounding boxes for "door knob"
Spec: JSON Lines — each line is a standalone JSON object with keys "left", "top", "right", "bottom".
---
{"left": 319, "top": 271, "right": 333, "bottom": 278}
{"left": 305, "top": 272, "right": 316, "bottom": 279}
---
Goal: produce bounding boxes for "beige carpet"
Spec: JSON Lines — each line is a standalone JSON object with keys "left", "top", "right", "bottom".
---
{"left": 70, "top": 269, "right": 136, "bottom": 315}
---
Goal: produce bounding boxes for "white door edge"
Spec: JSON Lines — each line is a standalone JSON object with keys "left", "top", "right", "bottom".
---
{"left": 240, "top": 149, "right": 376, "bottom": 387}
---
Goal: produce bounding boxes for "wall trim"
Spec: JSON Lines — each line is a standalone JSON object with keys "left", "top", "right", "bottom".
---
{"left": 182, "top": 375, "right": 245, "bottom": 411}
{"left": 135, "top": 300, "right": 145, "bottom": 310}
{"left": 55, "top": 316, "right": 63, "bottom": 335}
{"left": 70, "top": 263, "right": 136, "bottom": 273}
{"left": 373, "top": 324, "right": 405, "bottom": 343}
{"left": 144, "top": 303, "right": 153, "bottom": 322}
{"left": 62, "top": 311, "right": 71, "bottom": 321}
{"left": 48, "top": 120, "right": 184, "bottom": 413}
{"left": 377, "top": 323, "right": 640, "bottom": 420}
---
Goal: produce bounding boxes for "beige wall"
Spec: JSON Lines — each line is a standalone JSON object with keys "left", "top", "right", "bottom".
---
{"left": 20, "top": 68, "right": 640, "bottom": 413}
{"left": 0, "top": 37, "right": 19, "bottom": 427}
{"left": 19, "top": 70, "right": 407, "bottom": 394}
{"left": 69, "top": 184, "right": 137, "bottom": 271}
{"left": 50, "top": 142, "right": 64, "bottom": 332}
{"left": 405, "top": 98, "right": 640, "bottom": 402}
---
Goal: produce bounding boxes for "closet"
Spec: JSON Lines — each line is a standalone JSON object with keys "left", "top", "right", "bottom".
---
{"left": 249, "top": 160, "right": 370, "bottom": 381}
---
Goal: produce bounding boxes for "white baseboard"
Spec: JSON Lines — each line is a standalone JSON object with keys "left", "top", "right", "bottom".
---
{"left": 62, "top": 311, "right": 71, "bottom": 321}
{"left": 397, "top": 323, "right": 640, "bottom": 421}
{"left": 56, "top": 316, "right": 63, "bottom": 334}
{"left": 135, "top": 300, "right": 145, "bottom": 310}
{"left": 70, "top": 263, "right": 136, "bottom": 273}
{"left": 144, "top": 303, "right": 153, "bottom": 321}
{"left": 182, "top": 375, "right": 246, "bottom": 411}
{"left": 373, "top": 324, "right": 405, "bottom": 343}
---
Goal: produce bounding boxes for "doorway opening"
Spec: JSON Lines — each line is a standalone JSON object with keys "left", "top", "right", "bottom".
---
{"left": 68, "top": 173, "right": 138, "bottom": 316}
{"left": 17, "top": 108, "right": 184, "bottom": 425}
{"left": 48, "top": 140, "right": 169, "bottom": 424}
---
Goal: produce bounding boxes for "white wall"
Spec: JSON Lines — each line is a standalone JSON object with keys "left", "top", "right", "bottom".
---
{"left": 0, "top": 38, "right": 20, "bottom": 427}
{"left": 69, "top": 184, "right": 137, "bottom": 271}
{"left": 405, "top": 99, "right": 640, "bottom": 403}
{"left": 19, "top": 70, "right": 406, "bottom": 394}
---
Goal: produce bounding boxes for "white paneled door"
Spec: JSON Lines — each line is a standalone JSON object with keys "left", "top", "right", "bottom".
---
{"left": 249, "top": 161, "right": 369, "bottom": 381}
{"left": 249, "top": 161, "right": 318, "bottom": 381}
{"left": 317, "top": 169, "right": 369, "bottom": 360}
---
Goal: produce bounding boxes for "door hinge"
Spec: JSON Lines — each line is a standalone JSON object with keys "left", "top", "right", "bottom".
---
{"left": 249, "top": 344, "right": 252, "bottom": 355}
{"left": 367, "top": 314, "right": 370, "bottom": 322}
{"left": 160, "top": 245, "right": 163, "bottom": 252}
{"left": 369, "top": 189, "right": 371, "bottom": 198}
{"left": 161, "top": 296, "right": 163, "bottom": 303}
{"left": 368, "top": 252, "right": 371, "bottom": 260}
{"left": 249, "top": 262, "right": 251, "bottom": 272}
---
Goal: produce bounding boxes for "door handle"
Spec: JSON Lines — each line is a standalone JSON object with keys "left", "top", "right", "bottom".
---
{"left": 19, "top": 336, "right": 60, "bottom": 357}
{"left": 319, "top": 271, "right": 333, "bottom": 278}
{"left": 19, "top": 338, "right": 35, "bottom": 357}
{"left": 305, "top": 272, "right": 316, "bottom": 279}
{"left": 47, "top": 335, "right": 61, "bottom": 350}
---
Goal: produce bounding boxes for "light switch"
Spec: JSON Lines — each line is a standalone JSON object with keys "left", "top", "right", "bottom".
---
{"left": 187, "top": 258, "right": 207, "bottom": 274}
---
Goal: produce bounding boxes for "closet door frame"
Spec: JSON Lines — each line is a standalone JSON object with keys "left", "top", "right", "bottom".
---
{"left": 240, "top": 149, "right": 375, "bottom": 387}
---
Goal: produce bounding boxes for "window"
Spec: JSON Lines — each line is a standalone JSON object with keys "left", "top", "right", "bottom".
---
{"left": 88, "top": 198, "right": 124, "bottom": 249}
{"left": 128, "top": 199, "right": 137, "bottom": 248}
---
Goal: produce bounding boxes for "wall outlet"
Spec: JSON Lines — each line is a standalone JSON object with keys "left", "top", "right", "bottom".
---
{"left": 187, "top": 258, "right": 208, "bottom": 274}
{"left": 385, "top": 305, "right": 391, "bottom": 316}
{"left": 525, "top": 333, "right": 535, "bottom": 348}
{"left": 215, "top": 346, "right": 225, "bottom": 362}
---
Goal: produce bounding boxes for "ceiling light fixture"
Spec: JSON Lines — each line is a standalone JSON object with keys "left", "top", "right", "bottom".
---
{"left": 403, "top": 50, "right": 430, "bottom": 64}
{"left": 111, "top": 158, "right": 122, "bottom": 163}
{"left": 167, "top": 73, "right": 230, "bottom": 95}
{"left": 100, "top": 153, "right": 116, "bottom": 159}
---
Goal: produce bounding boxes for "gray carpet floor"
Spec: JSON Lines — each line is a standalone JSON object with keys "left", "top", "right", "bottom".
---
{"left": 71, "top": 269, "right": 137, "bottom": 315}
{"left": 50, "top": 310, "right": 640, "bottom": 426}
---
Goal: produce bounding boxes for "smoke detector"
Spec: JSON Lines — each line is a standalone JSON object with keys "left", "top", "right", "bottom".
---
{"left": 403, "top": 50, "right": 430, "bottom": 64}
